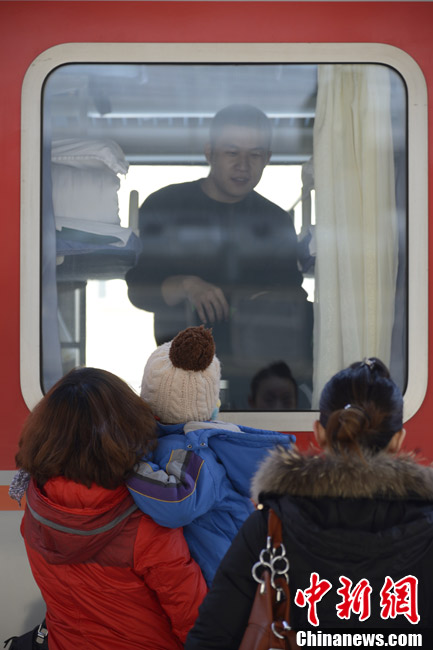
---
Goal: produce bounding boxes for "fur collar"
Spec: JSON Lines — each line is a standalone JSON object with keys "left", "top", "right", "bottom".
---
{"left": 251, "top": 447, "right": 433, "bottom": 503}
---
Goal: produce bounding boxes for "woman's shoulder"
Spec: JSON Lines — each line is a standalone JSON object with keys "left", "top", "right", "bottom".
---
{"left": 252, "top": 447, "right": 433, "bottom": 503}
{"left": 134, "top": 509, "right": 192, "bottom": 556}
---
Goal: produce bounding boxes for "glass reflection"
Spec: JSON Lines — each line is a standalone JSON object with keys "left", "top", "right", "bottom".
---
{"left": 41, "top": 62, "right": 407, "bottom": 412}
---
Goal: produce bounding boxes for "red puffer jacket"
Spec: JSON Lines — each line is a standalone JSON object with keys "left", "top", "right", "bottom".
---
{"left": 22, "top": 476, "right": 207, "bottom": 650}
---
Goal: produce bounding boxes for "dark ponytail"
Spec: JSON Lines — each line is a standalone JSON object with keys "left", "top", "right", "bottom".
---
{"left": 319, "top": 358, "right": 403, "bottom": 456}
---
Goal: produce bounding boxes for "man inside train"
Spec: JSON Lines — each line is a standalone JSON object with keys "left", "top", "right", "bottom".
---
{"left": 126, "top": 104, "right": 313, "bottom": 408}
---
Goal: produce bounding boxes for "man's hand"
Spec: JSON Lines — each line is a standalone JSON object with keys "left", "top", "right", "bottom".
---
{"left": 162, "top": 275, "right": 229, "bottom": 323}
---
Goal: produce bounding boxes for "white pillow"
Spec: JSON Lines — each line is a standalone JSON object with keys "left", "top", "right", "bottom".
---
{"left": 52, "top": 164, "right": 121, "bottom": 224}
{"left": 52, "top": 138, "right": 129, "bottom": 175}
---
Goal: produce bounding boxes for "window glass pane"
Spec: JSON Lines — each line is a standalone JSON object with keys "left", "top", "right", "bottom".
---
{"left": 41, "top": 62, "right": 407, "bottom": 413}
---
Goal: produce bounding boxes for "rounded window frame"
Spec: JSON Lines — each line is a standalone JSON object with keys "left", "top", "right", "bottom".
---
{"left": 20, "top": 42, "right": 428, "bottom": 430}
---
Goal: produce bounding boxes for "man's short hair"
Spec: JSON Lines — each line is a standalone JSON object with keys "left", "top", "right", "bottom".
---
{"left": 210, "top": 104, "right": 272, "bottom": 149}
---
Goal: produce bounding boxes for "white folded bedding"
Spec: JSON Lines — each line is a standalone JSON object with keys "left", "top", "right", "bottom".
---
{"left": 52, "top": 164, "right": 122, "bottom": 225}
{"left": 51, "top": 138, "right": 129, "bottom": 175}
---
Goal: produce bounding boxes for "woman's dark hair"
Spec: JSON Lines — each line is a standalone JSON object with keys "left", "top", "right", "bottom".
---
{"left": 16, "top": 367, "right": 157, "bottom": 489}
{"left": 319, "top": 358, "right": 403, "bottom": 456}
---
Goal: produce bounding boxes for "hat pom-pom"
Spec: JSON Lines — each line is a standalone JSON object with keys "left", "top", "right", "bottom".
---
{"left": 169, "top": 326, "right": 215, "bottom": 371}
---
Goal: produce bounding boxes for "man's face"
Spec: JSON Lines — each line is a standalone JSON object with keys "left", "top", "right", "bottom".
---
{"left": 204, "top": 125, "right": 271, "bottom": 203}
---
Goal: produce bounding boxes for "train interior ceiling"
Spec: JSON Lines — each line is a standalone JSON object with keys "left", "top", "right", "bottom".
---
{"left": 47, "top": 64, "right": 317, "bottom": 163}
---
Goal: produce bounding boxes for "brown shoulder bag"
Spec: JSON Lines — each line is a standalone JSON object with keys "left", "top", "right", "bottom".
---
{"left": 238, "top": 508, "right": 300, "bottom": 650}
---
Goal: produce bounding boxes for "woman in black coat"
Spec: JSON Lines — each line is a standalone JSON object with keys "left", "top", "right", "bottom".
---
{"left": 186, "top": 358, "right": 433, "bottom": 648}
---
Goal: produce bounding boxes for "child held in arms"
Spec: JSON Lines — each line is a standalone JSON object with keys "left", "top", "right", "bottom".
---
{"left": 126, "top": 326, "right": 294, "bottom": 585}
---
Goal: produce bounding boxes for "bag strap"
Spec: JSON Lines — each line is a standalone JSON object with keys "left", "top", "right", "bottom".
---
{"left": 268, "top": 508, "right": 283, "bottom": 547}
{"left": 35, "top": 620, "right": 48, "bottom": 647}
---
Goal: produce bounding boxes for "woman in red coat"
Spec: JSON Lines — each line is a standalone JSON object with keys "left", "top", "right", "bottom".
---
{"left": 16, "top": 367, "right": 207, "bottom": 650}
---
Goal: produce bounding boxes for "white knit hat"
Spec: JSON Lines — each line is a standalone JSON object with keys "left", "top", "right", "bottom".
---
{"left": 140, "top": 326, "right": 221, "bottom": 424}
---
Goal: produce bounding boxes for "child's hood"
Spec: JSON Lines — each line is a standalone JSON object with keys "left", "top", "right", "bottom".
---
{"left": 155, "top": 420, "right": 294, "bottom": 496}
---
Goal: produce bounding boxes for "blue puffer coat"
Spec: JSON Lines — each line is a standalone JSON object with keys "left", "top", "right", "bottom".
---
{"left": 126, "top": 420, "right": 294, "bottom": 585}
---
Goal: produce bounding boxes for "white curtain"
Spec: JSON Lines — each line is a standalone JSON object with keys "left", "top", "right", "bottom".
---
{"left": 312, "top": 64, "right": 398, "bottom": 406}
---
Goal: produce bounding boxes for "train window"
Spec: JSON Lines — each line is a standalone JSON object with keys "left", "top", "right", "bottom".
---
{"left": 21, "top": 44, "right": 427, "bottom": 430}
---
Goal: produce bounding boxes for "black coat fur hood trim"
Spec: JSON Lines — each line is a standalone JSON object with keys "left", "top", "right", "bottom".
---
{"left": 251, "top": 447, "right": 433, "bottom": 503}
